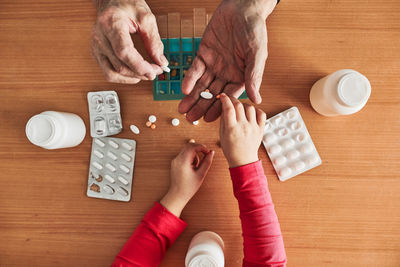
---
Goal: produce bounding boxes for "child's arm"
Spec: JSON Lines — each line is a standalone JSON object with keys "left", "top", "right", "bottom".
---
{"left": 112, "top": 144, "right": 215, "bottom": 267}
{"left": 219, "top": 93, "right": 287, "bottom": 267}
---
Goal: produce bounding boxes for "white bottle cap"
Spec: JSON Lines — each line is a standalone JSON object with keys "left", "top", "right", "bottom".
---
{"left": 26, "top": 114, "right": 56, "bottom": 147}
{"left": 337, "top": 72, "right": 371, "bottom": 107}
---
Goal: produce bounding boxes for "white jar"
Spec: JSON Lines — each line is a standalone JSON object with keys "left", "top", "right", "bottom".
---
{"left": 310, "top": 69, "right": 371, "bottom": 116}
{"left": 185, "top": 231, "right": 224, "bottom": 267}
{"left": 26, "top": 111, "right": 86, "bottom": 149}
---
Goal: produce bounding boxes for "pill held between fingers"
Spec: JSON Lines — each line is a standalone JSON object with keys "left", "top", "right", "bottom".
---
{"left": 105, "top": 174, "right": 116, "bottom": 184}
{"left": 103, "top": 185, "right": 115, "bottom": 194}
{"left": 161, "top": 66, "right": 170, "bottom": 73}
{"left": 130, "top": 124, "right": 140, "bottom": 134}
{"left": 94, "top": 138, "right": 105, "bottom": 147}
{"left": 117, "top": 187, "right": 129, "bottom": 196}
{"left": 146, "top": 121, "right": 152, "bottom": 127}
{"left": 108, "top": 140, "right": 119, "bottom": 149}
{"left": 171, "top": 118, "right": 180, "bottom": 126}
{"left": 121, "top": 153, "right": 131, "bottom": 162}
{"left": 107, "top": 151, "right": 118, "bottom": 160}
{"left": 105, "top": 163, "right": 116, "bottom": 172}
{"left": 92, "top": 161, "right": 103, "bottom": 170}
{"left": 216, "top": 94, "right": 221, "bottom": 99}
{"left": 192, "top": 120, "right": 199, "bottom": 125}
{"left": 122, "top": 142, "right": 133, "bottom": 151}
{"left": 120, "top": 164, "right": 130, "bottom": 173}
{"left": 200, "top": 91, "right": 213, "bottom": 99}
{"left": 93, "top": 149, "right": 104, "bottom": 159}
{"left": 148, "top": 115, "right": 157, "bottom": 123}
{"left": 118, "top": 176, "right": 129, "bottom": 185}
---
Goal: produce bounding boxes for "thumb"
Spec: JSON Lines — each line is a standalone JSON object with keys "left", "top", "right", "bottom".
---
{"left": 244, "top": 47, "right": 268, "bottom": 105}
{"left": 196, "top": 150, "right": 215, "bottom": 178}
{"left": 138, "top": 14, "right": 168, "bottom": 67}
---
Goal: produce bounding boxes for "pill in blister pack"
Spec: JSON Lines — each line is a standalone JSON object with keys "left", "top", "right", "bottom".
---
{"left": 87, "top": 137, "right": 136, "bottom": 202}
{"left": 87, "top": 91, "right": 122, "bottom": 137}
{"left": 262, "top": 107, "right": 321, "bottom": 181}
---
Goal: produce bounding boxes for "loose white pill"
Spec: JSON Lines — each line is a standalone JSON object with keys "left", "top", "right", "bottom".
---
{"left": 103, "top": 185, "right": 115, "bottom": 194}
{"left": 279, "top": 167, "right": 292, "bottom": 177}
{"left": 108, "top": 140, "right": 119, "bottom": 149}
{"left": 200, "top": 91, "right": 213, "bottom": 99}
{"left": 105, "top": 174, "right": 115, "bottom": 184}
{"left": 120, "top": 164, "right": 130, "bottom": 173}
{"left": 121, "top": 153, "right": 131, "bottom": 162}
{"left": 122, "top": 142, "right": 133, "bottom": 151}
{"left": 93, "top": 150, "right": 104, "bottom": 159}
{"left": 268, "top": 144, "right": 281, "bottom": 155}
{"left": 192, "top": 120, "right": 199, "bottom": 125}
{"left": 130, "top": 124, "right": 140, "bottom": 134}
{"left": 161, "top": 66, "right": 170, "bottom": 73}
{"left": 171, "top": 118, "right": 180, "bottom": 126}
{"left": 92, "top": 161, "right": 103, "bottom": 170}
{"left": 105, "top": 163, "right": 116, "bottom": 172}
{"left": 293, "top": 161, "right": 306, "bottom": 171}
{"left": 274, "top": 156, "right": 287, "bottom": 166}
{"left": 94, "top": 138, "right": 105, "bottom": 147}
{"left": 117, "top": 187, "right": 129, "bottom": 196}
{"left": 148, "top": 115, "right": 157, "bottom": 123}
{"left": 118, "top": 176, "right": 129, "bottom": 185}
{"left": 287, "top": 150, "right": 300, "bottom": 160}
{"left": 107, "top": 151, "right": 117, "bottom": 161}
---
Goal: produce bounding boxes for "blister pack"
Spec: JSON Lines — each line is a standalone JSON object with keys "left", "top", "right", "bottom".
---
{"left": 87, "top": 91, "right": 122, "bottom": 137}
{"left": 87, "top": 137, "right": 136, "bottom": 202}
{"left": 262, "top": 107, "right": 321, "bottom": 181}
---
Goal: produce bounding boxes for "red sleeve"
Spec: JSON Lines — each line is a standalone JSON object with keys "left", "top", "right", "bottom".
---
{"left": 111, "top": 202, "right": 187, "bottom": 267}
{"left": 229, "top": 160, "right": 287, "bottom": 267}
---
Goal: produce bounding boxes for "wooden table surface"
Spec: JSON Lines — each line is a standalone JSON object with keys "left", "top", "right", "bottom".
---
{"left": 1, "top": 0, "right": 399, "bottom": 266}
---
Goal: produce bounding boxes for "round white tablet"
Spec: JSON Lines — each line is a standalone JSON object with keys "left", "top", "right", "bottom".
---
{"left": 130, "top": 124, "right": 140, "bottom": 134}
{"left": 148, "top": 115, "right": 157, "bottom": 123}
{"left": 172, "top": 118, "right": 180, "bottom": 126}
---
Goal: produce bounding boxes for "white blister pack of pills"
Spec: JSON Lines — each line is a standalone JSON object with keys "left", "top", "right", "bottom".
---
{"left": 87, "top": 91, "right": 122, "bottom": 137}
{"left": 262, "top": 107, "right": 321, "bottom": 181}
{"left": 87, "top": 137, "right": 136, "bottom": 202}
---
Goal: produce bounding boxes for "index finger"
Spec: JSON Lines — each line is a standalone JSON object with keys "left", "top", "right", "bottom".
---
{"left": 220, "top": 93, "right": 237, "bottom": 127}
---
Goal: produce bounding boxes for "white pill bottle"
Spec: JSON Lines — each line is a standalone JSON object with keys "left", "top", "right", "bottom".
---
{"left": 310, "top": 69, "right": 371, "bottom": 116}
{"left": 185, "top": 231, "right": 225, "bottom": 267}
{"left": 26, "top": 111, "right": 86, "bottom": 149}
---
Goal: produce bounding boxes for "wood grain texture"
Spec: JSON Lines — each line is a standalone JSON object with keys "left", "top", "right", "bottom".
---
{"left": 0, "top": 0, "right": 399, "bottom": 266}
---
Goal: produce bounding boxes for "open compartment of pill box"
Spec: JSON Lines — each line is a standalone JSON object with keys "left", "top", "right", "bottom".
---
{"left": 87, "top": 91, "right": 122, "bottom": 137}
{"left": 87, "top": 137, "right": 136, "bottom": 202}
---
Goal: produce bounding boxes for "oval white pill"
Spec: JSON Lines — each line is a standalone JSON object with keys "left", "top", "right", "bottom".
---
{"left": 293, "top": 161, "right": 306, "bottom": 171}
{"left": 268, "top": 144, "right": 281, "bottom": 155}
{"left": 148, "top": 115, "right": 157, "bottom": 123}
{"left": 274, "top": 156, "right": 287, "bottom": 166}
{"left": 117, "top": 187, "right": 129, "bottom": 196}
{"left": 105, "top": 174, "right": 115, "bottom": 184}
{"left": 279, "top": 167, "right": 292, "bottom": 177}
{"left": 161, "top": 66, "right": 170, "bottom": 73}
{"left": 121, "top": 153, "right": 131, "bottom": 162}
{"left": 287, "top": 150, "right": 300, "bottom": 160}
{"left": 200, "top": 91, "right": 213, "bottom": 99}
{"left": 103, "top": 185, "right": 115, "bottom": 194}
{"left": 171, "top": 118, "right": 180, "bottom": 126}
{"left": 192, "top": 120, "right": 199, "bottom": 125}
{"left": 107, "top": 151, "right": 117, "bottom": 161}
{"left": 300, "top": 143, "right": 313, "bottom": 154}
{"left": 130, "top": 124, "right": 140, "bottom": 134}
{"left": 120, "top": 164, "right": 130, "bottom": 173}
{"left": 105, "top": 163, "right": 116, "bottom": 172}
{"left": 122, "top": 142, "right": 133, "bottom": 151}
{"left": 93, "top": 150, "right": 104, "bottom": 159}
{"left": 108, "top": 140, "right": 119, "bottom": 149}
{"left": 118, "top": 176, "right": 129, "bottom": 185}
{"left": 94, "top": 138, "right": 105, "bottom": 147}
{"left": 92, "top": 161, "right": 103, "bottom": 170}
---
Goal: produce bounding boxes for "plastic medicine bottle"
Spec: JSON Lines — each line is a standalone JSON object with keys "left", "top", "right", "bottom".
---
{"left": 185, "top": 231, "right": 225, "bottom": 267}
{"left": 310, "top": 69, "right": 371, "bottom": 116}
{"left": 26, "top": 111, "right": 86, "bottom": 149}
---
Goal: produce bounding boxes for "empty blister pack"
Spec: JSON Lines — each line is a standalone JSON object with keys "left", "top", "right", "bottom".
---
{"left": 87, "top": 137, "right": 136, "bottom": 202}
{"left": 87, "top": 91, "right": 122, "bottom": 137}
{"left": 262, "top": 107, "right": 321, "bottom": 181}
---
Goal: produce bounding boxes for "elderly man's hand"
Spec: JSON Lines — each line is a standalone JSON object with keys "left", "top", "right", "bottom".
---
{"left": 178, "top": 0, "right": 276, "bottom": 122}
{"left": 91, "top": 0, "right": 168, "bottom": 83}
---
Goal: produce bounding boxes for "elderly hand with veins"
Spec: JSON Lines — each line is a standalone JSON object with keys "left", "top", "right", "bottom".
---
{"left": 91, "top": 0, "right": 168, "bottom": 83}
{"left": 178, "top": 0, "right": 277, "bottom": 122}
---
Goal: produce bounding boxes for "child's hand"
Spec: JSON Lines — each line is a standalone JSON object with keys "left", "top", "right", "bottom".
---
{"left": 219, "top": 93, "right": 266, "bottom": 168}
{"left": 160, "top": 143, "right": 214, "bottom": 217}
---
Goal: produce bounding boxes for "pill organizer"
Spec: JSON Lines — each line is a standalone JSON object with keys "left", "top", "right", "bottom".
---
{"left": 87, "top": 137, "right": 136, "bottom": 202}
{"left": 87, "top": 91, "right": 122, "bottom": 137}
{"left": 262, "top": 107, "right": 321, "bottom": 181}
